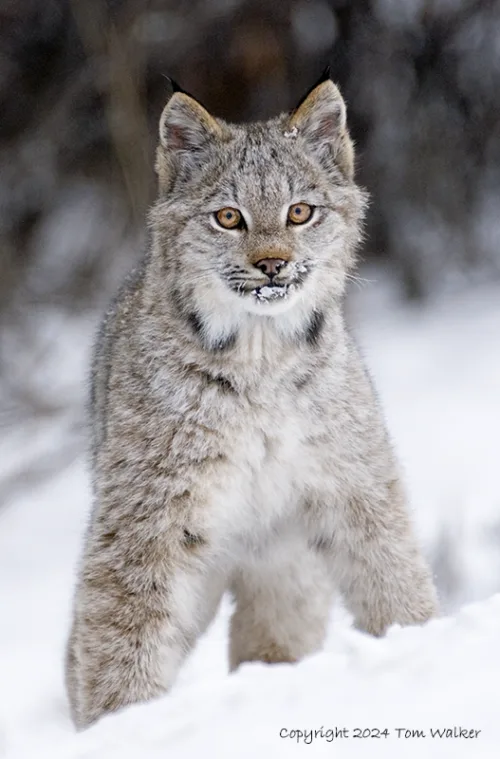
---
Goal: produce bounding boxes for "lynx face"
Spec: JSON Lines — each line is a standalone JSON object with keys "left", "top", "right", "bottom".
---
{"left": 152, "top": 78, "right": 366, "bottom": 323}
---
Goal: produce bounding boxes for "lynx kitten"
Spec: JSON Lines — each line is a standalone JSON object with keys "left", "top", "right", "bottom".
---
{"left": 66, "top": 74, "right": 438, "bottom": 728}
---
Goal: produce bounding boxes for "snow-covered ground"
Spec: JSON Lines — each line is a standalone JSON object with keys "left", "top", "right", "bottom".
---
{"left": 1, "top": 270, "right": 499, "bottom": 757}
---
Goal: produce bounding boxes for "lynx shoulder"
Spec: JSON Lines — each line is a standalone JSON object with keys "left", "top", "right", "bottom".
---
{"left": 66, "top": 73, "right": 438, "bottom": 729}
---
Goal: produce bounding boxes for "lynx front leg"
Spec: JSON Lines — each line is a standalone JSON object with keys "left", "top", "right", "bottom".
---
{"left": 229, "top": 532, "right": 334, "bottom": 670}
{"left": 66, "top": 521, "right": 225, "bottom": 729}
{"left": 318, "top": 480, "right": 438, "bottom": 637}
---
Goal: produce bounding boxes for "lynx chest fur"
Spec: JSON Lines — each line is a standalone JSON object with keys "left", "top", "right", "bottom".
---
{"left": 108, "top": 288, "right": 344, "bottom": 557}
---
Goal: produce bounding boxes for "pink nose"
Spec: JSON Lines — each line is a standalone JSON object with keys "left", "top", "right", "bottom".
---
{"left": 254, "top": 258, "right": 287, "bottom": 277}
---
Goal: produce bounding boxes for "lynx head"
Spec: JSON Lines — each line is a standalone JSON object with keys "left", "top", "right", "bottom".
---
{"left": 150, "top": 73, "right": 366, "bottom": 344}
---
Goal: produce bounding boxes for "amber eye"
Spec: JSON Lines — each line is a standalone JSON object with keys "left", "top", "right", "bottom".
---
{"left": 215, "top": 207, "right": 243, "bottom": 230}
{"left": 287, "top": 202, "right": 313, "bottom": 225}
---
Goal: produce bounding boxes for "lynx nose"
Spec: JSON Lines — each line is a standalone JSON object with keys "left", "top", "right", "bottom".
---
{"left": 254, "top": 258, "right": 287, "bottom": 278}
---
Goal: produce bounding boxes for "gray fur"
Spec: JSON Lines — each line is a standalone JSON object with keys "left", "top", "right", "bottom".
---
{"left": 66, "top": 79, "right": 438, "bottom": 729}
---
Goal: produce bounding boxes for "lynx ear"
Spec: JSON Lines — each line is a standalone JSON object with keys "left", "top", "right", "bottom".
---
{"left": 159, "top": 89, "right": 222, "bottom": 153}
{"left": 156, "top": 87, "right": 224, "bottom": 190}
{"left": 289, "top": 74, "right": 353, "bottom": 179}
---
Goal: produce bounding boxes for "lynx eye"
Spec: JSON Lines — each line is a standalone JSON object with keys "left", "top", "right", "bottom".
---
{"left": 287, "top": 202, "right": 313, "bottom": 225}
{"left": 215, "top": 207, "right": 243, "bottom": 230}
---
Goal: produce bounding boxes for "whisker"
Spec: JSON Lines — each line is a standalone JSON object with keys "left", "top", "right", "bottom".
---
{"left": 345, "top": 272, "right": 374, "bottom": 289}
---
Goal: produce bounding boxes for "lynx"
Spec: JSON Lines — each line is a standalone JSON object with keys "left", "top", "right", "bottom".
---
{"left": 66, "top": 73, "right": 438, "bottom": 728}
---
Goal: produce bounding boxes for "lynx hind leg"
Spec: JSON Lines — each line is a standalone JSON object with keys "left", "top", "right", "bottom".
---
{"left": 229, "top": 534, "right": 334, "bottom": 670}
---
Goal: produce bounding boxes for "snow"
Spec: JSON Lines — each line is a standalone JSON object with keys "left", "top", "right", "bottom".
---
{"left": 348, "top": 269, "right": 500, "bottom": 609}
{"left": 252, "top": 284, "right": 291, "bottom": 300}
{"left": 1, "top": 269, "right": 500, "bottom": 757}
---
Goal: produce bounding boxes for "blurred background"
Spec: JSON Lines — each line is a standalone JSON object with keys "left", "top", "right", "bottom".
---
{"left": 1, "top": 0, "right": 499, "bottom": 610}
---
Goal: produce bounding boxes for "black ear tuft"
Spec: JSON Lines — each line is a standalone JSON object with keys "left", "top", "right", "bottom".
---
{"left": 293, "top": 65, "right": 332, "bottom": 114}
{"left": 163, "top": 76, "right": 208, "bottom": 108}
{"left": 165, "top": 76, "right": 188, "bottom": 96}
{"left": 319, "top": 65, "right": 332, "bottom": 83}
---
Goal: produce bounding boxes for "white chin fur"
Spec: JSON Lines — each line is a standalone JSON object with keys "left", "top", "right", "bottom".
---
{"left": 241, "top": 285, "right": 302, "bottom": 315}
